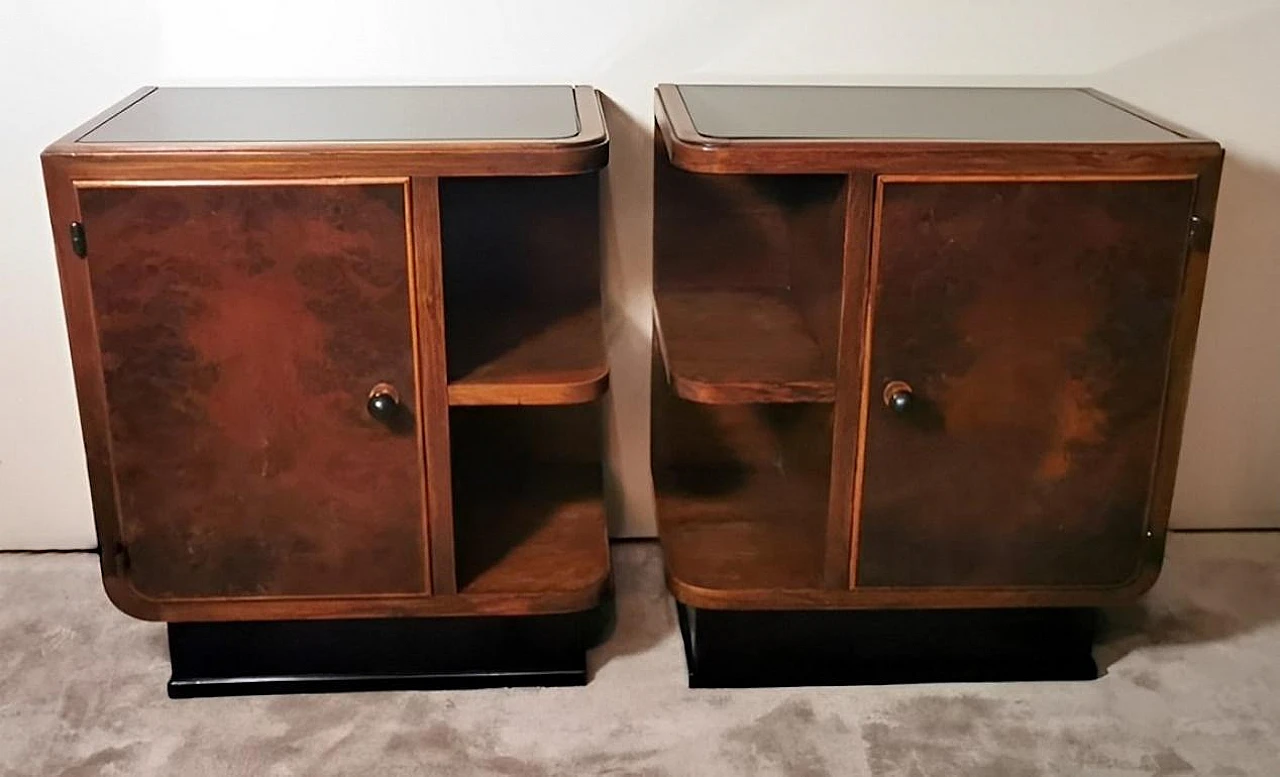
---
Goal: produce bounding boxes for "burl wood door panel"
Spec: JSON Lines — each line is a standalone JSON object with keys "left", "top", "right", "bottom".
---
{"left": 78, "top": 183, "right": 429, "bottom": 601}
{"left": 855, "top": 178, "right": 1196, "bottom": 588}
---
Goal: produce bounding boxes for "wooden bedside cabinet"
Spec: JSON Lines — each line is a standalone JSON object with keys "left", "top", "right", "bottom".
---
{"left": 651, "top": 84, "right": 1223, "bottom": 686}
{"left": 43, "top": 85, "right": 611, "bottom": 697}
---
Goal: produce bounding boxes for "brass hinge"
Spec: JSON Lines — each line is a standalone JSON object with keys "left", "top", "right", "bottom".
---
{"left": 105, "top": 542, "right": 130, "bottom": 576}
{"left": 69, "top": 221, "right": 87, "bottom": 258}
{"left": 1188, "top": 214, "right": 1213, "bottom": 254}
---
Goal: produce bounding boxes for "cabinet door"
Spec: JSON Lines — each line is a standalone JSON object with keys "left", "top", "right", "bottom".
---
{"left": 78, "top": 183, "right": 429, "bottom": 601}
{"left": 855, "top": 178, "right": 1196, "bottom": 588}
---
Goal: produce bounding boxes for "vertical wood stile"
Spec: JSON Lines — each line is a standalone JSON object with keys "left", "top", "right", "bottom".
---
{"left": 411, "top": 176, "right": 457, "bottom": 595}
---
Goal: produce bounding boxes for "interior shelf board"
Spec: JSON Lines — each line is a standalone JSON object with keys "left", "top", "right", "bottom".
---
{"left": 447, "top": 308, "right": 608, "bottom": 407}
{"left": 654, "top": 289, "right": 835, "bottom": 404}
{"left": 656, "top": 466, "right": 829, "bottom": 596}
{"left": 455, "top": 465, "right": 610, "bottom": 598}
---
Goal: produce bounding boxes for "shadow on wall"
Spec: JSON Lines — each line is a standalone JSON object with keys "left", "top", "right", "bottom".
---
{"left": 1097, "top": 6, "right": 1280, "bottom": 529}
{"left": 1172, "top": 155, "right": 1280, "bottom": 525}
{"left": 599, "top": 93, "right": 657, "bottom": 538}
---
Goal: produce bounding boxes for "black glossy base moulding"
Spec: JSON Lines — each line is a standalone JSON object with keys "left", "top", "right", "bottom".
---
{"left": 677, "top": 604, "right": 1098, "bottom": 688}
{"left": 167, "top": 603, "right": 612, "bottom": 698}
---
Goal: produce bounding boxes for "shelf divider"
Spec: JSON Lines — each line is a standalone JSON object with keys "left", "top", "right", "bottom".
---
{"left": 655, "top": 288, "right": 836, "bottom": 404}
{"left": 447, "top": 307, "right": 607, "bottom": 406}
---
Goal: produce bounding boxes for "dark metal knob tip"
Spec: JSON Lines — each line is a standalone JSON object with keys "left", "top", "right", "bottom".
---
{"left": 366, "top": 383, "right": 401, "bottom": 423}
{"left": 883, "top": 380, "right": 914, "bottom": 414}
{"left": 889, "top": 391, "right": 912, "bottom": 413}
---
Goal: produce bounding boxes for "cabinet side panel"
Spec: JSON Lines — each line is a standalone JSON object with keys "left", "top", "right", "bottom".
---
{"left": 856, "top": 178, "right": 1195, "bottom": 589}
{"left": 79, "top": 183, "right": 428, "bottom": 599}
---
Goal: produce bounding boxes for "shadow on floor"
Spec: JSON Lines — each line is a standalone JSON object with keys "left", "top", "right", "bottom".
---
{"left": 1096, "top": 532, "right": 1280, "bottom": 673}
{"left": 586, "top": 541, "right": 676, "bottom": 679}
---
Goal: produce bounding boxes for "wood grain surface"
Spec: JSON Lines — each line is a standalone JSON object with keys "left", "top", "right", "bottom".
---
{"left": 441, "top": 174, "right": 606, "bottom": 406}
{"left": 650, "top": 85, "right": 1222, "bottom": 611}
{"left": 43, "top": 88, "right": 614, "bottom": 623}
{"left": 450, "top": 405, "right": 608, "bottom": 596}
{"left": 853, "top": 177, "right": 1197, "bottom": 588}
{"left": 652, "top": 342, "right": 834, "bottom": 593}
{"left": 79, "top": 182, "right": 428, "bottom": 600}
{"left": 652, "top": 129, "right": 844, "bottom": 403}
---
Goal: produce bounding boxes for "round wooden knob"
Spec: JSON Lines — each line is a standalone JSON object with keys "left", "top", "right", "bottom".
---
{"left": 366, "top": 383, "right": 401, "bottom": 423}
{"left": 883, "top": 380, "right": 914, "bottom": 414}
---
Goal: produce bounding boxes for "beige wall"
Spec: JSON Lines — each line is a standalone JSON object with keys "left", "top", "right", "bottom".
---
{"left": 2, "top": 0, "right": 1278, "bottom": 548}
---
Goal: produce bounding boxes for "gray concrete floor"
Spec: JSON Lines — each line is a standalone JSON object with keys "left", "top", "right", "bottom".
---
{"left": 1, "top": 534, "right": 1278, "bottom": 776}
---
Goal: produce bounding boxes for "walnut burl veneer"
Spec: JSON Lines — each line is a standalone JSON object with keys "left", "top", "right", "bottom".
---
{"left": 44, "top": 86, "right": 610, "bottom": 625}
{"left": 652, "top": 84, "right": 1223, "bottom": 612}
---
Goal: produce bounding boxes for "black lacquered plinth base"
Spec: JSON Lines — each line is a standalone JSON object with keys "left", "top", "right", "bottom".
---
{"left": 167, "top": 605, "right": 609, "bottom": 698}
{"left": 677, "top": 604, "right": 1098, "bottom": 688}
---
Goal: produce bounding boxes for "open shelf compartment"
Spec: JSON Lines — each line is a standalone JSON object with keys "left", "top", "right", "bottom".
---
{"left": 653, "top": 132, "right": 847, "bottom": 404}
{"left": 449, "top": 404, "right": 609, "bottom": 598}
{"left": 652, "top": 343, "right": 837, "bottom": 597}
{"left": 441, "top": 174, "right": 607, "bottom": 407}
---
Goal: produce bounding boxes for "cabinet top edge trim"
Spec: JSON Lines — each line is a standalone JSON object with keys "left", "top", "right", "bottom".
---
{"left": 73, "top": 177, "right": 413, "bottom": 189}
{"left": 655, "top": 85, "right": 1220, "bottom": 175}
{"left": 43, "top": 87, "right": 609, "bottom": 176}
